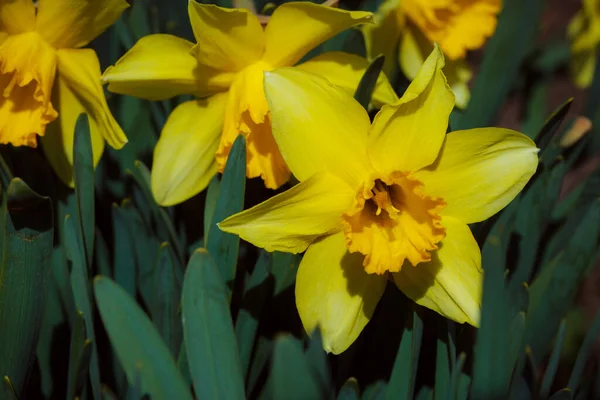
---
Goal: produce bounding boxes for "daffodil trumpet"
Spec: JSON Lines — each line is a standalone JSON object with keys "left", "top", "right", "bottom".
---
{"left": 0, "top": 0, "right": 129, "bottom": 186}
{"left": 219, "top": 46, "right": 539, "bottom": 354}
{"left": 362, "top": 0, "right": 502, "bottom": 109}
{"left": 101, "top": 0, "right": 398, "bottom": 207}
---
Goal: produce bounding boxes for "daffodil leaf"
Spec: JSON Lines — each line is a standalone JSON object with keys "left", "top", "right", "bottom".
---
{"left": 537, "top": 98, "right": 573, "bottom": 164}
{"left": 455, "top": 0, "right": 544, "bottom": 129}
{"left": 152, "top": 242, "right": 183, "bottom": 358}
{"left": 448, "top": 353, "right": 467, "bottom": 400}
{"left": 354, "top": 54, "right": 385, "bottom": 110}
{"left": 112, "top": 203, "right": 137, "bottom": 297}
{"left": 386, "top": 309, "right": 423, "bottom": 400}
{"left": 362, "top": 381, "right": 388, "bottom": 400}
{"left": 203, "top": 175, "right": 220, "bottom": 246}
{"left": 0, "top": 179, "right": 53, "bottom": 398}
{"left": 305, "top": 329, "right": 332, "bottom": 396}
{"left": 182, "top": 249, "right": 245, "bottom": 400}
{"left": 235, "top": 250, "right": 273, "bottom": 379}
{"left": 338, "top": 378, "right": 360, "bottom": 400}
{"left": 64, "top": 215, "right": 101, "bottom": 400}
{"left": 434, "top": 322, "right": 451, "bottom": 400}
{"left": 73, "top": 113, "right": 95, "bottom": 269}
{"left": 568, "top": 307, "right": 600, "bottom": 392}
{"left": 94, "top": 276, "right": 192, "bottom": 400}
{"left": 206, "top": 134, "right": 246, "bottom": 290}
{"left": 540, "top": 320, "right": 567, "bottom": 399}
{"left": 269, "top": 335, "right": 321, "bottom": 400}
{"left": 3, "top": 377, "right": 18, "bottom": 400}
{"left": 247, "top": 337, "right": 273, "bottom": 396}
{"left": 66, "top": 310, "right": 92, "bottom": 400}
{"left": 548, "top": 389, "right": 573, "bottom": 400}
{"left": 522, "top": 82, "right": 548, "bottom": 140}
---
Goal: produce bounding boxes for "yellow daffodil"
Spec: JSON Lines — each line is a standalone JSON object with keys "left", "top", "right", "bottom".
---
{"left": 568, "top": 0, "right": 600, "bottom": 88}
{"left": 0, "top": 0, "right": 129, "bottom": 185}
{"left": 101, "top": 0, "right": 398, "bottom": 206}
{"left": 362, "top": 0, "right": 501, "bottom": 108}
{"left": 219, "top": 46, "right": 538, "bottom": 354}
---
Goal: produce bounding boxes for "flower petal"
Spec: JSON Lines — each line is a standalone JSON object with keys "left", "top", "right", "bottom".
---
{"left": 57, "top": 48, "right": 127, "bottom": 149}
{"left": 263, "top": 2, "right": 373, "bottom": 68}
{"left": 399, "top": 25, "right": 472, "bottom": 109}
{"left": 296, "top": 231, "right": 386, "bottom": 354}
{"left": 0, "top": 0, "right": 36, "bottom": 35}
{"left": 188, "top": 1, "right": 264, "bottom": 71}
{"left": 217, "top": 61, "right": 291, "bottom": 189}
{"left": 393, "top": 216, "right": 481, "bottom": 326}
{"left": 295, "top": 51, "right": 398, "bottom": 108}
{"left": 367, "top": 44, "right": 454, "bottom": 173}
{"left": 102, "top": 34, "right": 231, "bottom": 100}
{"left": 413, "top": 128, "right": 539, "bottom": 224}
{"left": 42, "top": 74, "right": 105, "bottom": 187}
{"left": 0, "top": 31, "right": 57, "bottom": 147}
{"left": 264, "top": 67, "right": 372, "bottom": 188}
{"left": 219, "top": 172, "right": 353, "bottom": 253}
{"left": 151, "top": 94, "right": 228, "bottom": 206}
{"left": 361, "top": 0, "right": 403, "bottom": 77}
{"left": 36, "top": 0, "right": 129, "bottom": 48}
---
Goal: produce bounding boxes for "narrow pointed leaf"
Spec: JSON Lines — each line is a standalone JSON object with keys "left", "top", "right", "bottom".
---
{"left": 206, "top": 135, "right": 246, "bottom": 288}
{"left": 540, "top": 320, "right": 567, "bottom": 399}
{"left": 271, "top": 335, "right": 320, "bottom": 400}
{"left": 182, "top": 249, "right": 245, "bottom": 400}
{"left": 568, "top": 308, "right": 600, "bottom": 391}
{"left": 94, "top": 276, "right": 192, "bottom": 399}
{"left": 354, "top": 54, "right": 385, "bottom": 110}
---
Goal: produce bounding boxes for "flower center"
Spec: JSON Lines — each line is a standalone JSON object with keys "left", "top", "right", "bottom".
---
{"left": 400, "top": 0, "right": 501, "bottom": 60}
{"left": 342, "top": 172, "right": 446, "bottom": 275}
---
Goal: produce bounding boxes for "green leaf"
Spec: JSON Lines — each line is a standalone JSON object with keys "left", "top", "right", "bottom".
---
{"left": 362, "top": 381, "right": 388, "bottom": 400}
{"left": 354, "top": 54, "right": 385, "bottom": 110}
{"left": 305, "top": 329, "right": 332, "bottom": 396}
{"left": 540, "top": 320, "right": 567, "bottom": 399}
{"left": 270, "top": 335, "right": 320, "bottom": 400}
{"left": 3, "top": 377, "right": 18, "bottom": 400}
{"left": 152, "top": 242, "right": 183, "bottom": 358}
{"left": 548, "top": 389, "right": 573, "bottom": 400}
{"left": 272, "top": 251, "right": 301, "bottom": 296}
{"left": 526, "top": 201, "right": 600, "bottom": 360}
{"left": 0, "top": 179, "right": 53, "bottom": 397}
{"left": 203, "top": 175, "right": 220, "bottom": 246}
{"left": 248, "top": 337, "right": 273, "bottom": 397}
{"left": 66, "top": 310, "right": 92, "bottom": 400}
{"left": 182, "top": 249, "right": 245, "bottom": 400}
{"left": 454, "top": 0, "right": 544, "bottom": 129}
{"left": 386, "top": 309, "right": 423, "bottom": 400}
{"left": 94, "top": 276, "right": 192, "bottom": 399}
{"left": 568, "top": 308, "right": 600, "bottom": 391}
{"left": 338, "top": 378, "right": 360, "bottom": 400}
{"left": 206, "top": 134, "right": 246, "bottom": 288}
{"left": 447, "top": 353, "right": 467, "bottom": 400}
{"left": 73, "top": 113, "right": 95, "bottom": 268}
{"left": 64, "top": 215, "right": 101, "bottom": 400}
{"left": 536, "top": 98, "right": 573, "bottom": 157}
{"left": 235, "top": 250, "right": 273, "bottom": 378}
{"left": 435, "top": 321, "right": 451, "bottom": 400}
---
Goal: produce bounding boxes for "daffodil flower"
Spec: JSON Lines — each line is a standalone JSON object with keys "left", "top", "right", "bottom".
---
{"left": 0, "top": 0, "right": 129, "bottom": 185}
{"left": 362, "top": 0, "right": 501, "bottom": 108}
{"left": 219, "top": 46, "right": 538, "bottom": 354}
{"left": 101, "top": 0, "right": 398, "bottom": 206}
{"left": 568, "top": 0, "right": 600, "bottom": 88}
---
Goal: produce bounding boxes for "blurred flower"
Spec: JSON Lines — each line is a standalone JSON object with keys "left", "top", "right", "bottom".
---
{"left": 362, "top": 0, "right": 501, "bottom": 108}
{"left": 102, "top": 0, "right": 398, "bottom": 206}
{"left": 219, "top": 46, "right": 538, "bottom": 354}
{"left": 568, "top": 0, "right": 600, "bottom": 88}
{"left": 0, "top": 0, "right": 129, "bottom": 185}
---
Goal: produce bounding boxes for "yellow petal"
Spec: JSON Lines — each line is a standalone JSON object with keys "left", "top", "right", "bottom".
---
{"left": 0, "top": 0, "right": 35, "bottom": 35}
{"left": 413, "top": 128, "right": 539, "bottom": 224}
{"left": 56, "top": 48, "right": 127, "bottom": 149}
{"left": 368, "top": 44, "right": 454, "bottom": 173}
{"left": 263, "top": 2, "right": 373, "bottom": 68}
{"left": 102, "top": 34, "right": 232, "bottom": 100}
{"left": 0, "top": 31, "right": 57, "bottom": 147}
{"left": 295, "top": 51, "right": 398, "bottom": 108}
{"left": 188, "top": 1, "right": 264, "bottom": 71}
{"left": 151, "top": 94, "right": 227, "bottom": 206}
{"left": 264, "top": 67, "right": 372, "bottom": 188}
{"left": 361, "top": 0, "right": 403, "bottom": 77}
{"left": 42, "top": 74, "right": 105, "bottom": 187}
{"left": 217, "top": 61, "right": 291, "bottom": 189}
{"left": 219, "top": 172, "right": 353, "bottom": 253}
{"left": 36, "top": 0, "right": 129, "bottom": 48}
{"left": 401, "top": 0, "right": 501, "bottom": 60}
{"left": 393, "top": 216, "right": 481, "bottom": 326}
{"left": 399, "top": 27, "right": 472, "bottom": 110}
{"left": 296, "top": 231, "right": 386, "bottom": 354}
